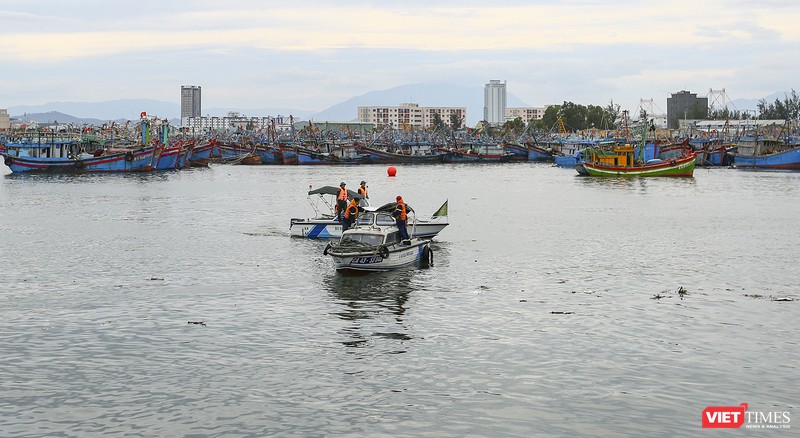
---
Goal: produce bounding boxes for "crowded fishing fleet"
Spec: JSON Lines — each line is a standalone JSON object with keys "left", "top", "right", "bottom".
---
{"left": 4, "top": 112, "right": 799, "bottom": 174}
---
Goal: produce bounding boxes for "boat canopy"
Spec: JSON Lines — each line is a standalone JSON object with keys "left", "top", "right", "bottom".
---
{"left": 373, "top": 202, "right": 415, "bottom": 214}
{"left": 308, "top": 185, "right": 363, "bottom": 200}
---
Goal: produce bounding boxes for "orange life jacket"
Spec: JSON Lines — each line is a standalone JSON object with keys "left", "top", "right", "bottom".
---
{"left": 358, "top": 186, "right": 368, "bottom": 198}
{"left": 344, "top": 199, "right": 359, "bottom": 219}
{"left": 395, "top": 200, "right": 407, "bottom": 220}
{"left": 337, "top": 187, "right": 348, "bottom": 201}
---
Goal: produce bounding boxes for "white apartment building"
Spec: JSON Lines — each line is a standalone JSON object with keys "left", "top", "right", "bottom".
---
{"left": 358, "top": 103, "right": 466, "bottom": 130}
{"left": 484, "top": 80, "right": 507, "bottom": 125}
{"left": 181, "top": 113, "right": 292, "bottom": 134}
{"left": 505, "top": 106, "right": 549, "bottom": 123}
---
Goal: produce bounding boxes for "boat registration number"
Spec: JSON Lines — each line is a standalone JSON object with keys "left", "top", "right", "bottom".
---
{"left": 352, "top": 256, "right": 383, "bottom": 264}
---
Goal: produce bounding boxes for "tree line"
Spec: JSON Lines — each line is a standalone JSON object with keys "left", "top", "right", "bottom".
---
{"left": 430, "top": 91, "right": 800, "bottom": 139}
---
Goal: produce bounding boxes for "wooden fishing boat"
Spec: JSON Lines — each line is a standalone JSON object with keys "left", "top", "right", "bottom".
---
{"left": 733, "top": 136, "right": 800, "bottom": 170}
{"left": 579, "top": 144, "right": 696, "bottom": 177}
{"left": 254, "top": 143, "right": 283, "bottom": 164}
{"left": 357, "top": 145, "right": 449, "bottom": 164}
{"left": 3, "top": 144, "right": 160, "bottom": 173}
{"left": 187, "top": 140, "right": 213, "bottom": 167}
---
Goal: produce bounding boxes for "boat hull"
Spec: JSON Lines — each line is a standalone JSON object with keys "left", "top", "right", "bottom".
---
{"left": 3, "top": 146, "right": 157, "bottom": 173}
{"left": 733, "top": 147, "right": 800, "bottom": 170}
{"left": 359, "top": 147, "right": 449, "bottom": 164}
{"left": 328, "top": 240, "right": 429, "bottom": 272}
{"left": 290, "top": 218, "right": 448, "bottom": 239}
{"left": 187, "top": 142, "right": 212, "bottom": 166}
{"left": 527, "top": 146, "right": 554, "bottom": 162}
{"left": 581, "top": 154, "right": 696, "bottom": 177}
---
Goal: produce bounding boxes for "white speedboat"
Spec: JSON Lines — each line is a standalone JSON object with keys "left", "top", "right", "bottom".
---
{"left": 323, "top": 212, "right": 434, "bottom": 273}
{"left": 290, "top": 185, "right": 448, "bottom": 239}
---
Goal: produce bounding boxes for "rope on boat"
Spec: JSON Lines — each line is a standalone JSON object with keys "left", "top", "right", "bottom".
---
{"left": 325, "top": 239, "right": 378, "bottom": 255}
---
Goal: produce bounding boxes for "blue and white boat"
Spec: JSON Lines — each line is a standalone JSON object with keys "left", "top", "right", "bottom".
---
{"left": 290, "top": 186, "right": 448, "bottom": 239}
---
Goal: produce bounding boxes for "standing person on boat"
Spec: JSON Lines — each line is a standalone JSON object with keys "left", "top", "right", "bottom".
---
{"left": 336, "top": 182, "right": 348, "bottom": 222}
{"left": 393, "top": 195, "right": 410, "bottom": 244}
{"left": 358, "top": 181, "right": 369, "bottom": 207}
{"left": 342, "top": 197, "right": 361, "bottom": 231}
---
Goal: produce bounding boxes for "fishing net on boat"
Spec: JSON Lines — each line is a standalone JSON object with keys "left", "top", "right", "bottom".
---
{"left": 331, "top": 239, "right": 378, "bottom": 253}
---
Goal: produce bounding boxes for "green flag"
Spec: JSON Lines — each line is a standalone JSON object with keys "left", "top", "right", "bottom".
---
{"left": 432, "top": 200, "right": 448, "bottom": 218}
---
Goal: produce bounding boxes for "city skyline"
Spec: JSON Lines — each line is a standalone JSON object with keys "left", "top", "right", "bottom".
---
{"left": 2, "top": 1, "right": 798, "bottom": 116}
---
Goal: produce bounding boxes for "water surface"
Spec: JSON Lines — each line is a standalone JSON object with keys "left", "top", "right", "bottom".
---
{"left": 0, "top": 163, "right": 797, "bottom": 436}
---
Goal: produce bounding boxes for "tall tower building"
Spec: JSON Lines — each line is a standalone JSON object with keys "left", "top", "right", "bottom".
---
{"left": 484, "top": 80, "right": 507, "bottom": 126}
{"left": 181, "top": 85, "right": 202, "bottom": 118}
{"left": 666, "top": 90, "right": 708, "bottom": 129}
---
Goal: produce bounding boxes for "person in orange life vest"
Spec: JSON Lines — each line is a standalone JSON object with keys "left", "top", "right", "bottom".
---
{"left": 392, "top": 195, "right": 410, "bottom": 243}
{"left": 336, "top": 182, "right": 348, "bottom": 222}
{"left": 358, "top": 181, "right": 369, "bottom": 207}
{"left": 342, "top": 197, "right": 361, "bottom": 231}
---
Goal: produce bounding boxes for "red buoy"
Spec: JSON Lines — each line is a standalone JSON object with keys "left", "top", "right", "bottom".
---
{"left": 387, "top": 166, "right": 397, "bottom": 177}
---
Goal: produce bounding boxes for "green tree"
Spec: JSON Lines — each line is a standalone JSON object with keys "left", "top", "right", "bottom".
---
{"left": 758, "top": 89, "right": 800, "bottom": 120}
{"left": 538, "top": 105, "right": 561, "bottom": 131}
{"left": 604, "top": 100, "right": 622, "bottom": 129}
{"left": 449, "top": 113, "right": 463, "bottom": 131}
{"left": 501, "top": 117, "right": 526, "bottom": 139}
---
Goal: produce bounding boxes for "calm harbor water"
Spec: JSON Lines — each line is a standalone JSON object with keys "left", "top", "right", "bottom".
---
{"left": 0, "top": 162, "right": 797, "bottom": 437}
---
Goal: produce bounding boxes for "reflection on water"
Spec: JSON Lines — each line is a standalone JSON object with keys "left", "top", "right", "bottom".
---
{"left": 325, "top": 270, "right": 414, "bottom": 348}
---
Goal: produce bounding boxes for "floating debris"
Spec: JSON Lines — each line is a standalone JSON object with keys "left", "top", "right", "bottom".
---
{"left": 550, "top": 311, "right": 575, "bottom": 315}
{"left": 743, "top": 294, "right": 765, "bottom": 299}
{"left": 743, "top": 294, "right": 796, "bottom": 302}
{"left": 149, "top": 277, "right": 164, "bottom": 281}
{"left": 187, "top": 321, "right": 206, "bottom": 326}
{"left": 651, "top": 292, "right": 668, "bottom": 300}
{"left": 677, "top": 286, "right": 689, "bottom": 300}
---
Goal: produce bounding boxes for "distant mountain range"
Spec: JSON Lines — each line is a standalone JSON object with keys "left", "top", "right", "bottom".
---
{"left": 6, "top": 83, "right": 529, "bottom": 127}
{"left": 6, "top": 84, "right": 786, "bottom": 127}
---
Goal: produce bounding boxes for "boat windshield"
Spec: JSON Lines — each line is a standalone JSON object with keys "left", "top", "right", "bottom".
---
{"left": 342, "top": 233, "right": 384, "bottom": 246}
{"left": 376, "top": 213, "right": 395, "bottom": 226}
{"left": 356, "top": 213, "right": 375, "bottom": 226}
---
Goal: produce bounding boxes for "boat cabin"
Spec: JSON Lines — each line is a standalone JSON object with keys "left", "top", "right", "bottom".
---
{"left": 736, "top": 136, "right": 786, "bottom": 156}
{"left": 4, "top": 138, "right": 84, "bottom": 159}
{"left": 586, "top": 144, "right": 636, "bottom": 166}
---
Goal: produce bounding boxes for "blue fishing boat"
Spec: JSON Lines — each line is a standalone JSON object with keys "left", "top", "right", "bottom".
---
{"left": 254, "top": 143, "right": 282, "bottom": 164}
{"left": 501, "top": 141, "right": 529, "bottom": 161}
{"left": 187, "top": 140, "right": 212, "bottom": 166}
{"left": 526, "top": 143, "right": 554, "bottom": 162}
{"left": 3, "top": 143, "right": 159, "bottom": 173}
{"left": 358, "top": 145, "right": 449, "bottom": 164}
{"left": 733, "top": 135, "right": 800, "bottom": 170}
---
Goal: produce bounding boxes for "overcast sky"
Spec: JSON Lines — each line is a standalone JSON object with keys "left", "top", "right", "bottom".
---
{"left": 2, "top": 0, "right": 797, "bottom": 114}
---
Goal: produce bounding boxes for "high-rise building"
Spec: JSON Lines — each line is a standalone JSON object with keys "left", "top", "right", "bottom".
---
{"left": 666, "top": 90, "right": 708, "bottom": 129}
{"left": 0, "top": 108, "right": 9, "bottom": 131}
{"left": 484, "top": 80, "right": 507, "bottom": 126}
{"left": 181, "top": 86, "right": 202, "bottom": 119}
